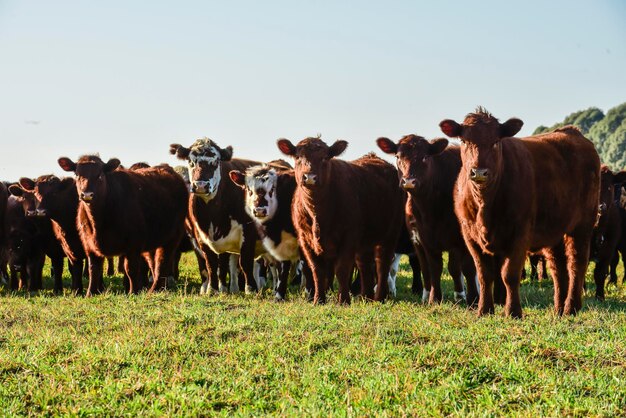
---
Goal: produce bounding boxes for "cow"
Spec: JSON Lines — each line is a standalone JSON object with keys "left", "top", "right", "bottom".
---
{"left": 440, "top": 107, "right": 600, "bottom": 317}
{"left": 277, "top": 136, "right": 405, "bottom": 304}
{"left": 0, "top": 182, "right": 9, "bottom": 284}
{"left": 377, "top": 134, "right": 480, "bottom": 306}
{"left": 7, "top": 183, "right": 66, "bottom": 293}
{"left": 590, "top": 166, "right": 626, "bottom": 300}
{"left": 229, "top": 159, "right": 313, "bottom": 301}
{"left": 609, "top": 184, "right": 626, "bottom": 285}
{"left": 57, "top": 156, "right": 188, "bottom": 296}
{"left": 169, "top": 138, "right": 265, "bottom": 294}
{"left": 14, "top": 176, "right": 86, "bottom": 294}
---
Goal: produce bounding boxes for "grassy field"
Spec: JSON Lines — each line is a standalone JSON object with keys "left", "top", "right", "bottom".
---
{"left": 1, "top": 255, "right": 626, "bottom": 417}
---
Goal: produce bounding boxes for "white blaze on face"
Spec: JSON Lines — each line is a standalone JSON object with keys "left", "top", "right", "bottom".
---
{"left": 188, "top": 142, "right": 222, "bottom": 201}
{"left": 244, "top": 169, "right": 278, "bottom": 223}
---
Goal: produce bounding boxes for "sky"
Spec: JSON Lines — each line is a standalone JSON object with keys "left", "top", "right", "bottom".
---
{"left": 1, "top": 0, "right": 625, "bottom": 181}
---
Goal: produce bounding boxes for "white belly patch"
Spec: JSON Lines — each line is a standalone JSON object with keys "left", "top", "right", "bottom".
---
{"left": 262, "top": 231, "right": 299, "bottom": 261}
{"left": 194, "top": 218, "right": 244, "bottom": 254}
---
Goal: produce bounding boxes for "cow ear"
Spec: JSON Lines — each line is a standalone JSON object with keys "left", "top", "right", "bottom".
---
{"left": 18, "top": 178, "right": 35, "bottom": 191}
{"left": 439, "top": 119, "right": 462, "bottom": 137}
{"left": 613, "top": 170, "right": 626, "bottom": 184}
{"left": 220, "top": 146, "right": 233, "bottom": 162}
{"left": 104, "top": 158, "right": 121, "bottom": 173}
{"left": 8, "top": 184, "right": 23, "bottom": 197}
{"left": 169, "top": 144, "right": 190, "bottom": 160}
{"left": 328, "top": 140, "right": 348, "bottom": 158}
{"left": 277, "top": 139, "right": 297, "bottom": 156}
{"left": 228, "top": 170, "right": 246, "bottom": 188}
{"left": 58, "top": 157, "right": 77, "bottom": 172}
{"left": 500, "top": 118, "right": 523, "bottom": 138}
{"left": 376, "top": 137, "right": 398, "bottom": 155}
{"left": 428, "top": 138, "right": 449, "bottom": 155}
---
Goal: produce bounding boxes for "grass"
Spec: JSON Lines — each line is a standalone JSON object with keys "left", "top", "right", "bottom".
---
{"left": 1, "top": 255, "right": 626, "bottom": 417}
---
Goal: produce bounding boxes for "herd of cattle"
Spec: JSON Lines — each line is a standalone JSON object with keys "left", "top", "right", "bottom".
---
{"left": 2, "top": 107, "right": 626, "bottom": 318}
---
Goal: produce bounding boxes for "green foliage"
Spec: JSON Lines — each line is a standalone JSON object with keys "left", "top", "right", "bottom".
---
{"left": 534, "top": 103, "right": 626, "bottom": 170}
{"left": 1, "top": 254, "right": 626, "bottom": 416}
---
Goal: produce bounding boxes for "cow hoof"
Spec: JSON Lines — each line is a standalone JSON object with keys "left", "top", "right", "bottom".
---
{"left": 219, "top": 284, "right": 228, "bottom": 294}
{"left": 200, "top": 281, "right": 209, "bottom": 295}
{"left": 421, "top": 289, "right": 430, "bottom": 303}
{"left": 274, "top": 292, "right": 285, "bottom": 302}
{"left": 454, "top": 291, "right": 466, "bottom": 302}
{"left": 245, "top": 285, "right": 255, "bottom": 295}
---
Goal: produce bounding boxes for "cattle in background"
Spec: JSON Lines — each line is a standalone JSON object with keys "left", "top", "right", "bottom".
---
{"left": 57, "top": 156, "right": 188, "bottom": 296}
{"left": 7, "top": 184, "right": 66, "bottom": 293}
{"left": 440, "top": 107, "right": 600, "bottom": 317}
{"left": 15, "top": 176, "right": 86, "bottom": 294}
{"left": 609, "top": 184, "right": 626, "bottom": 285}
{"left": 277, "top": 137, "right": 405, "bottom": 304}
{"left": 0, "top": 182, "right": 8, "bottom": 284}
{"left": 589, "top": 166, "right": 626, "bottom": 300}
{"left": 229, "top": 159, "right": 313, "bottom": 301}
{"left": 377, "top": 135, "right": 479, "bottom": 306}
{"left": 170, "top": 138, "right": 265, "bottom": 294}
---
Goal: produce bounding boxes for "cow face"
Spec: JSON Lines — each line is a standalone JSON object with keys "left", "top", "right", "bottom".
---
{"left": 230, "top": 166, "right": 279, "bottom": 223}
{"left": 377, "top": 135, "right": 448, "bottom": 190}
{"left": 277, "top": 137, "right": 347, "bottom": 187}
{"left": 28, "top": 175, "right": 66, "bottom": 217}
{"left": 170, "top": 138, "right": 233, "bottom": 202}
{"left": 58, "top": 156, "right": 120, "bottom": 204}
{"left": 8, "top": 181, "right": 40, "bottom": 218}
{"left": 598, "top": 166, "right": 626, "bottom": 218}
{"left": 440, "top": 107, "right": 523, "bottom": 188}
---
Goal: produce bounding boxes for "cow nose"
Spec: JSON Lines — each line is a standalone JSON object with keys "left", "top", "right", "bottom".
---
{"left": 400, "top": 177, "right": 417, "bottom": 190}
{"left": 253, "top": 207, "right": 268, "bottom": 218}
{"left": 80, "top": 192, "right": 94, "bottom": 202}
{"left": 192, "top": 181, "right": 208, "bottom": 193}
{"left": 470, "top": 168, "right": 490, "bottom": 183}
{"left": 26, "top": 210, "right": 37, "bottom": 217}
{"left": 303, "top": 174, "right": 317, "bottom": 185}
{"left": 36, "top": 208, "right": 47, "bottom": 217}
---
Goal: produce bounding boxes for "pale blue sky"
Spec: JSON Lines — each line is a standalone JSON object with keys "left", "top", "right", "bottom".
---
{"left": 1, "top": 0, "right": 625, "bottom": 180}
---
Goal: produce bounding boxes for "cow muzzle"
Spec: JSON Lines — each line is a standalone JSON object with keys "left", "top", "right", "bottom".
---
{"left": 302, "top": 174, "right": 317, "bottom": 186}
{"left": 26, "top": 210, "right": 37, "bottom": 218}
{"left": 400, "top": 177, "right": 417, "bottom": 190}
{"left": 36, "top": 208, "right": 47, "bottom": 217}
{"left": 80, "top": 192, "right": 94, "bottom": 202}
{"left": 191, "top": 181, "right": 209, "bottom": 194}
{"left": 253, "top": 207, "right": 268, "bottom": 218}
{"left": 470, "top": 168, "right": 490, "bottom": 184}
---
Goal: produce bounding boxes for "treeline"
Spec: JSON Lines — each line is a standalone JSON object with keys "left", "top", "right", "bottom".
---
{"left": 533, "top": 102, "right": 626, "bottom": 169}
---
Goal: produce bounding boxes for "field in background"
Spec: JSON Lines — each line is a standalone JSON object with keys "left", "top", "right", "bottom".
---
{"left": 1, "top": 254, "right": 626, "bottom": 416}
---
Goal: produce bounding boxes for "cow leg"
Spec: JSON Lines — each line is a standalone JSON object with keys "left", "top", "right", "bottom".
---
{"left": 408, "top": 253, "right": 423, "bottom": 296}
{"left": 27, "top": 253, "right": 45, "bottom": 292}
{"left": 543, "top": 241, "right": 568, "bottom": 315}
{"left": 335, "top": 254, "right": 353, "bottom": 305}
{"left": 608, "top": 249, "right": 619, "bottom": 285}
{"left": 302, "top": 250, "right": 328, "bottom": 304}
{"left": 148, "top": 247, "right": 174, "bottom": 292}
{"left": 466, "top": 241, "right": 497, "bottom": 316}
{"left": 86, "top": 255, "right": 104, "bottom": 296}
{"left": 124, "top": 254, "right": 143, "bottom": 294}
{"left": 564, "top": 232, "right": 592, "bottom": 316}
{"left": 423, "top": 249, "right": 443, "bottom": 304}
{"left": 10, "top": 267, "right": 19, "bottom": 291}
{"left": 387, "top": 253, "right": 402, "bottom": 299}
{"left": 448, "top": 250, "right": 466, "bottom": 302}
{"left": 69, "top": 259, "right": 84, "bottom": 295}
{"left": 500, "top": 250, "right": 526, "bottom": 319}
{"left": 300, "top": 260, "right": 315, "bottom": 302}
{"left": 51, "top": 256, "right": 65, "bottom": 294}
{"left": 106, "top": 257, "right": 115, "bottom": 276}
{"left": 492, "top": 256, "right": 506, "bottom": 306}
{"left": 461, "top": 252, "right": 479, "bottom": 308}
{"left": 239, "top": 239, "right": 258, "bottom": 294}
{"left": 225, "top": 254, "right": 238, "bottom": 293}
{"left": 355, "top": 252, "right": 375, "bottom": 301}
{"left": 274, "top": 261, "right": 290, "bottom": 301}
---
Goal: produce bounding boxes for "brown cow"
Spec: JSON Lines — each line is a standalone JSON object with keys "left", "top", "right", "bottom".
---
{"left": 377, "top": 135, "right": 479, "bottom": 306}
{"left": 57, "top": 156, "right": 188, "bottom": 296}
{"left": 15, "top": 176, "right": 87, "bottom": 294}
{"left": 0, "top": 182, "right": 7, "bottom": 284}
{"left": 440, "top": 107, "right": 600, "bottom": 317}
{"left": 590, "top": 166, "right": 626, "bottom": 300}
{"left": 277, "top": 137, "right": 405, "bottom": 304}
{"left": 169, "top": 138, "right": 264, "bottom": 294}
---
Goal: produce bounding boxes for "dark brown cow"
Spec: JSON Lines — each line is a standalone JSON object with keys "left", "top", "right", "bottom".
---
{"left": 7, "top": 184, "right": 66, "bottom": 293}
{"left": 609, "top": 185, "right": 626, "bottom": 285}
{"left": 377, "top": 135, "right": 479, "bottom": 306}
{"left": 15, "top": 176, "right": 86, "bottom": 294}
{"left": 0, "top": 182, "right": 7, "bottom": 284}
{"left": 229, "top": 160, "right": 313, "bottom": 300}
{"left": 277, "top": 137, "right": 405, "bottom": 304}
{"left": 440, "top": 108, "right": 600, "bottom": 317}
{"left": 57, "top": 156, "right": 188, "bottom": 296}
{"left": 590, "top": 166, "right": 626, "bottom": 300}
{"left": 169, "top": 138, "right": 264, "bottom": 294}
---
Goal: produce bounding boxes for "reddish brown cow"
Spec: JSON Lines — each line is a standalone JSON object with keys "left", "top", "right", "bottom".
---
{"left": 440, "top": 108, "right": 600, "bottom": 317}
{"left": 590, "top": 166, "right": 626, "bottom": 300}
{"left": 277, "top": 137, "right": 405, "bottom": 304}
{"left": 169, "top": 138, "right": 264, "bottom": 294}
{"left": 0, "top": 182, "right": 7, "bottom": 283}
{"left": 58, "top": 156, "right": 188, "bottom": 296}
{"left": 377, "top": 135, "right": 479, "bottom": 306}
{"left": 15, "top": 176, "right": 87, "bottom": 294}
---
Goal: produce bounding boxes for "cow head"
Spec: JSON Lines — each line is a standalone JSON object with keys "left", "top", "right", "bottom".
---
{"left": 598, "top": 166, "right": 626, "bottom": 218}
{"left": 58, "top": 155, "right": 121, "bottom": 204}
{"left": 229, "top": 165, "right": 279, "bottom": 223}
{"left": 27, "top": 175, "right": 72, "bottom": 218}
{"left": 169, "top": 138, "right": 233, "bottom": 202}
{"left": 277, "top": 136, "right": 347, "bottom": 188}
{"left": 8, "top": 180, "right": 41, "bottom": 218}
{"left": 377, "top": 135, "right": 448, "bottom": 191}
{"left": 439, "top": 107, "right": 523, "bottom": 188}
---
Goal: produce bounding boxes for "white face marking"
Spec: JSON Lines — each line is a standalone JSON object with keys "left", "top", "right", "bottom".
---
{"left": 188, "top": 144, "right": 222, "bottom": 201}
{"left": 244, "top": 170, "right": 278, "bottom": 223}
{"left": 261, "top": 231, "right": 299, "bottom": 261}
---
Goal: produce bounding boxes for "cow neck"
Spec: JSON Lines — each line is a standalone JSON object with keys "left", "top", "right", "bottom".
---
{"left": 49, "top": 182, "right": 79, "bottom": 232}
{"left": 256, "top": 173, "right": 296, "bottom": 242}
